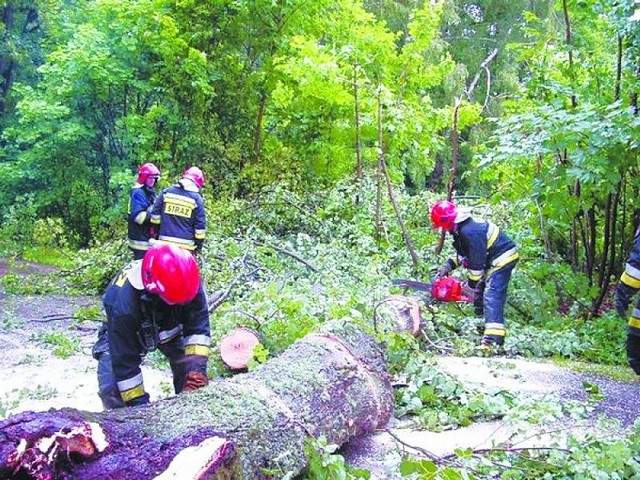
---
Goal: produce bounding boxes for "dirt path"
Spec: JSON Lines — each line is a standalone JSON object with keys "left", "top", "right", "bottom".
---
{"left": 343, "top": 356, "right": 640, "bottom": 478}
{"left": 0, "top": 258, "right": 171, "bottom": 416}
{"left": 1, "top": 257, "right": 639, "bottom": 478}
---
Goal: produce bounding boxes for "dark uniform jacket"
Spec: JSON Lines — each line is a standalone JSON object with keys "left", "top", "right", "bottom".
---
{"left": 448, "top": 217, "right": 519, "bottom": 288}
{"left": 617, "top": 230, "right": 640, "bottom": 334}
{"left": 102, "top": 261, "right": 210, "bottom": 405}
{"left": 615, "top": 228, "right": 640, "bottom": 375}
{"left": 150, "top": 181, "right": 206, "bottom": 251}
{"left": 127, "top": 185, "right": 156, "bottom": 254}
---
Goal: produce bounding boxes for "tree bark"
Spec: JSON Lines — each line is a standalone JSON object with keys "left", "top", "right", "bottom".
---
{"left": 381, "top": 156, "right": 419, "bottom": 270}
{"left": 0, "top": 321, "right": 393, "bottom": 479}
{"left": 353, "top": 62, "right": 363, "bottom": 206}
{"left": 375, "top": 85, "right": 384, "bottom": 241}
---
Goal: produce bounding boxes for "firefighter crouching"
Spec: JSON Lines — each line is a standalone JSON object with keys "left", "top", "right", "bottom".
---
{"left": 615, "top": 227, "right": 640, "bottom": 375}
{"left": 430, "top": 200, "right": 519, "bottom": 352}
{"left": 93, "top": 244, "right": 210, "bottom": 408}
{"left": 150, "top": 166, "right": 206, "bottom": 254}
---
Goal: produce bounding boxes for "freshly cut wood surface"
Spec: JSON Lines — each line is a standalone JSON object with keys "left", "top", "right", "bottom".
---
{"left": 219, "top": 327, "right": 262, "bottom": 369}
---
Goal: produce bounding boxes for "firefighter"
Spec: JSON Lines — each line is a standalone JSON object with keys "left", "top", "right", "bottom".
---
{"left": 128, "top": 162, "right": 161, "bottom": 260}
{"left": 150, "top": 166, "right": 206, "bottom": 254}
{"left": 614, "top": 227, "right": 640, "bottom": 375}
{"left": 94, "top": 244, "right": 210, "bottom": 409}
{"left": 431, "top": 200, "right": 519, "bottom": 351}
{"left": 93, "top": 162, "right": 161, "bottom": 406}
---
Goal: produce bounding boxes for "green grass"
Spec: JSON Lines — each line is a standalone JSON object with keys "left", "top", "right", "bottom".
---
{"left": 21, "top": 246, "right": 76, "bottom": 269}
{"left": 34, "top": 331, "right": 81, "bottom": 359}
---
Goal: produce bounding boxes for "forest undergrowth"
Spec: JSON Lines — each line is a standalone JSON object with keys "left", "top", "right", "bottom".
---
{"left": 1, "top": 180, "right": 639, "bottom": 479}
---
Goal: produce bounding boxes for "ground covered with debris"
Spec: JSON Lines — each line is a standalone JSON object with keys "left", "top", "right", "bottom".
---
{"left": 1, "top": 257, "right": 639, "bottom": 478}
{"left": 0, "top": 257, "right": 172, "bottom": 416}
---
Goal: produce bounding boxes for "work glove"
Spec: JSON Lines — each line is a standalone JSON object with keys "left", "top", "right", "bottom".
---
{"left": 194, "top": 239, "right": 204, "bottom": 256}
{"left": 615, "top": 283, "right": 635, "bottom": 319}
{"left": 91, "top": 324, "right": 110, "bottom": 360}
{"left": 435, "top": 260, "right": 454, "bottom": 280}
{"left": 457, "top": 255, "right": 469, "bottom": 269}
{"left": 182, "top": 371, "right": 209, "bottom": 392}
{"left": 461, "top": 282, "right": 476, "bottom": 301}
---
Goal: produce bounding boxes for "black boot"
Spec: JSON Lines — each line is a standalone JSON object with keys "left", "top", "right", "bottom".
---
{"left": 626, "top": 332, "right": 640, "bottom": 375}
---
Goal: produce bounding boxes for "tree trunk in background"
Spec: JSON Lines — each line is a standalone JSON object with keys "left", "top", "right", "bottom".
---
{"left": 375, "top": 86, "right": 384, "bottom": 241}
{"left": 0, "top": 3, "right": 15, "bottom": 118}
{"left": 435, "top": 101, "right": 461, "bottom": 257}
{"left": 446, "top": 101, "right": 460, "bottom": 201}
{"left": 381, "top": 156, "right": 419, "bottom": 270}
{"left": 354, "top": 62, "right": 363, "bottom": 206}
{"left": 252, "top": 90, "right": 268, "bottom": 165}
{"left": 0, "top": 321, "right": 394, "bottom": 480}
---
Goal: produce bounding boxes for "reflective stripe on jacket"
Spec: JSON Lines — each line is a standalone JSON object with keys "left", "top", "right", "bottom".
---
{"left": 450, "top": 217, "right": 518, "bottom": 288}
{"left": 127, "top": 185, "right": 156, "bottom": 252}
{"left": 103, "top": 261, "right": 211, "bottom": 403}
{"left": 150, "top": 184, "right": 206, "bottom": 250}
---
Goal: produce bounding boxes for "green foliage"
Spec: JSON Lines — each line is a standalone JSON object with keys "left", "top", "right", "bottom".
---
{"left": 0, "top": 194, "right": 40, "bottom": 250}
{"left": 399, "top": 459, "right": 473, "bottom": 479}
{"left": 574, "top": 313, "right": 626, "bottom": 365}
{"left": 34, "top": 331, "right": 81, "bottom": 359}
{"left": 445, "top": 422, "right": 640, "bottom": 479}
{"left": 302, "top": 435, "right": 371, "bottom": 480}
{"left": 394, "top": 354, "right": 515, "bottom": 431}
{"left": 246, "top": 343, "right": 270, "bottom": 370}
{"left": 4, "top": 3, "right": 640, "bottom": 477}
{"left": 21, "top": 247, "right": 76, "bottom": 269}
{"left": 72, "top": 306, "right": 103, "bottom": 323}
{"left": 62, "top": 241, "right": 131, "bottom": 295}
{"left": 0, "top": 273, "right": 61, "bottom": 295}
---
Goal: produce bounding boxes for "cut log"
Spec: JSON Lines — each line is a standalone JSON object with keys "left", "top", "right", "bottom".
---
{"left": 375, "top": 295, "right": 423, "bottom": 336}
{"left": 0, "top": 321, "right": 394, "bottom": 479}
{"left": 219, "top": 327, "right": 262, "bottom": 370}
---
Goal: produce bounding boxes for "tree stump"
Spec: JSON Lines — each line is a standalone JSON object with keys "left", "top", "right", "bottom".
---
{"left": 0, "top": 320, "right": 394, "bottom": 479}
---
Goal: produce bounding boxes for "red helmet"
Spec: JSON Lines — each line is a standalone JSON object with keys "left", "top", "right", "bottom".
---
{"left": 182, "top": 166, "right": 205, "bottom": 189}
{"left": 137, "top": 162, "right": 161, "bottom": 187}
{"left": 430, "top": 200, "right": 458, "bottom": 232}
{"left": 142, "top": 244, "right": 200, "bottom": 305}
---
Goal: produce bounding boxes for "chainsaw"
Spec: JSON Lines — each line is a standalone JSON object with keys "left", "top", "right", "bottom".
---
{"left": 392, "top": 276, "right": 473, "bottom": 303}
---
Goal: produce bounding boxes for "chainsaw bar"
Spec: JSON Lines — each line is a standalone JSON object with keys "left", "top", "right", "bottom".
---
{"left": 392, "top": 279, "right": 433, "bottom": 292}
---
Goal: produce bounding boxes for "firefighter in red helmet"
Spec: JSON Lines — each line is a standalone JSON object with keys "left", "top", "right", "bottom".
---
{"left": 128, "top": 162, "right": 161, "bottom": 260}
{"left": 150, "top": 166, "right": 206, "bottom": 254}
{"left": 615, "top": 226, "right": 640, "bottom": 376}
{"left": 94, "top": 244, "right": 210, "bottom": 408}
{"left": 431, "top": 200, "right": 519, "bottom": 352}
{"left": 181, "top": 166, "right": 205, "bottom": 189}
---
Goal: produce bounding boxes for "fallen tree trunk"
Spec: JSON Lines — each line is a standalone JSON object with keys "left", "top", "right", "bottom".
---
{"left": 0, "top": 320, "right": 394, "bottom": 479}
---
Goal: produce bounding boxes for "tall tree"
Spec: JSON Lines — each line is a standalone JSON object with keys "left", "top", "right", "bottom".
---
{"left": 477, "top": 0, "right": 640, "bottom": 316}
